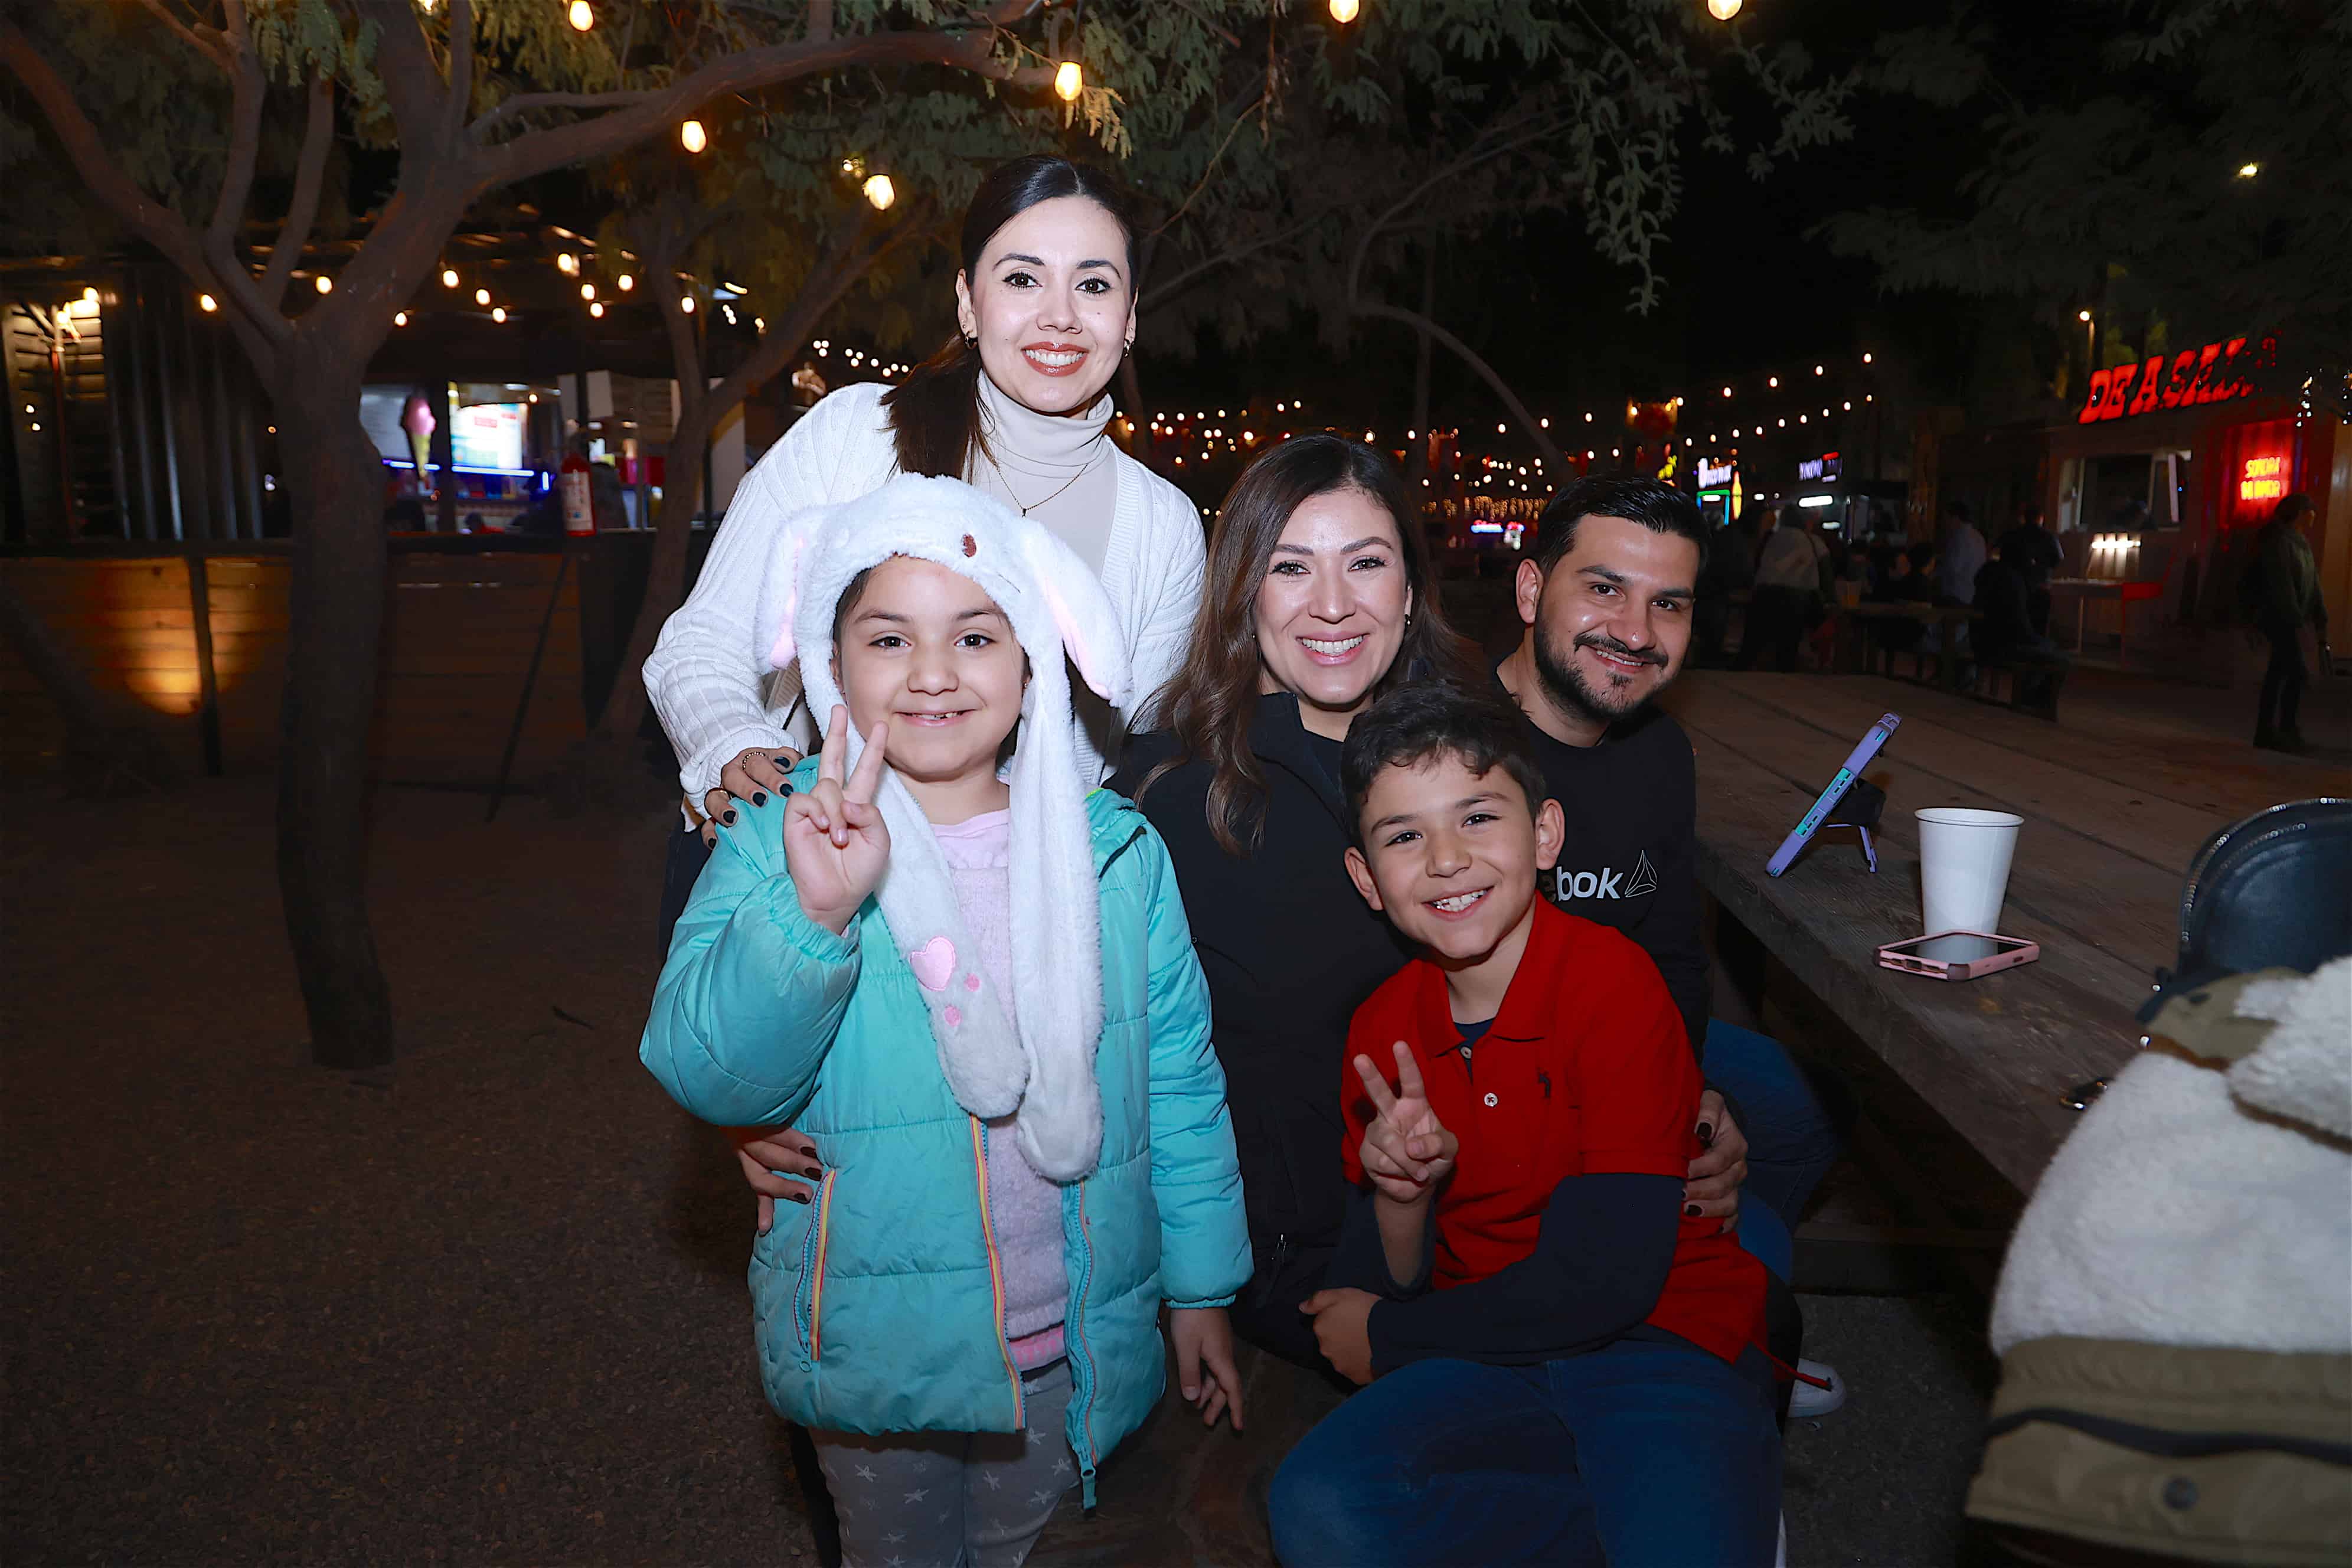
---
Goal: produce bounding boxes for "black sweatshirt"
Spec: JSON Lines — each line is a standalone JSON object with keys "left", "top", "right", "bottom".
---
{"left": 1508, "top": 690, "right": 1713, "bottom": 1058}
{"left": 1326, "top": 1172, "right": 1684, "bottom": 1374}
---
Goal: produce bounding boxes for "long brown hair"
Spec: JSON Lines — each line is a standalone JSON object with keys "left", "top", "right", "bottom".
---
{"left": 880, "top": 155, "right": 1138, "bottom": 479}
{"left": 1141, "top": 433, "right": 1483, "bottom": 855}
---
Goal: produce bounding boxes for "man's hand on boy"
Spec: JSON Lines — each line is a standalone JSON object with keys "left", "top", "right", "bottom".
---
{"left": 1684, "top": 1090, "right": 1747, "bottom": 1232}
{"left": 727, "top": 1126, "right": 824, "bottom": 1235}
{"left": 1169, "top": 1306, "right": 1246, "bottom": 1431}
{"left": 1353, "top": 1041, "right": 1458, "bottom": 1205}
{"left": 783, "top": 706, "right": 891, "bottom": 933}
{"left": 1299, "top": 1288, "right": 1378, "bottom": 1385}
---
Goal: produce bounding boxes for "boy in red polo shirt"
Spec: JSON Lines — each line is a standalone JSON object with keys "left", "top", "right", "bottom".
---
{"left": 1267, "top": 684, "right": 1778, "bottom": 1568}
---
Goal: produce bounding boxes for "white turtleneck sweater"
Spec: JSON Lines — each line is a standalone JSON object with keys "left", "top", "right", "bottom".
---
{"left": 644, "top": 377, "right": 1206, "bottom": 793}
{"left": 968, "top": 372, "right": 1122, "bottom": 576}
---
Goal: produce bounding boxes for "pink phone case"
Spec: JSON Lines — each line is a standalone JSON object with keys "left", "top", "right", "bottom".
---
{"left": 1876, "top": 931, "right": 2041, "bottom": 981}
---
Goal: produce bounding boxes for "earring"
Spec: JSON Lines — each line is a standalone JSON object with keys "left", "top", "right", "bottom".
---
{"left": 963, "top": 331, "right": 978, "bottom": 347}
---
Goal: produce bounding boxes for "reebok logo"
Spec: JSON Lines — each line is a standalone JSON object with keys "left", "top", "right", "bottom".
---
{"left": 1549, "top": 850, "right": 1658, "bottom": 903}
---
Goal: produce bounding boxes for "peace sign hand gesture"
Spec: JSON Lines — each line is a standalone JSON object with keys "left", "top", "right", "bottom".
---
{"left": 783, "top": 705, "right": 891, "bottom": 935}
{"left": 1353, "top": 1041, "right": 1458, "bottom": 1206}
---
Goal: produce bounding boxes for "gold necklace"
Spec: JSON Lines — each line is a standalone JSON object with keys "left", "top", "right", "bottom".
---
{"left": 997, "top": 450, "right": 1100, "bottom": 517}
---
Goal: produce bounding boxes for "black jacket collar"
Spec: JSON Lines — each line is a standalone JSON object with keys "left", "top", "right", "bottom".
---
{"left": 1247, "top": 692, "right": 1347, "bottom": 829}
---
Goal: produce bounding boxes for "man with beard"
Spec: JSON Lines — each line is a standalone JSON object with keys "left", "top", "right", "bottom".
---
{"left": 1496, "top": 476, "right": 1846, "bottom": 1416}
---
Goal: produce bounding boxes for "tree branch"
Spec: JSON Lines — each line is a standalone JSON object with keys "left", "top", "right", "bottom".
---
{"left": 204, "top": 1, "right": 266, "bottom": 285}
{"left": 442, "top": 0, "right": 474, "bottom": 146}
{"left": 131, "top": 0, "right": 228, "bottom": 67}
{"left": 260, "top": 73, "right": 337, "bottom": 308}
{"left": 1352, "top": 299, "right": 1564, "bottom": 471}
{"left": 349, "top": 0, "right": 451, "bottom": 154}
{"left": 1142, "top": 204, "right": 1336, "bottom": 309}
{"left": 471, "top": 17, "right": 1051, "bottom": 184}
{"left": 0, "top": 19, "right": 289, "bottom": 362}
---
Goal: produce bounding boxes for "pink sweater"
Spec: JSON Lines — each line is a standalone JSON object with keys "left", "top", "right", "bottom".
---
{"left": 933, "top": 808, "right": 1069, "bottom": 1369}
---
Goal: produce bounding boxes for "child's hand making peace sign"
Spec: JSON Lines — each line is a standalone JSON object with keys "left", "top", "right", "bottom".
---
{"left": 1353, "top": 1041, "right": 1458, "bottom": 1205}
{"left": 783, "top": 705, "right": 891, "bottom": 934}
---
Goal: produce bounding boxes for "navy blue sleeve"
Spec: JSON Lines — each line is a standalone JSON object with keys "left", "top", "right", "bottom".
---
{"left": 1365, "top": 1172, "right": 1683, "bottom": 1374}
{"left": 1322, "top": 1187, "right": 1435, "bottom": 1299}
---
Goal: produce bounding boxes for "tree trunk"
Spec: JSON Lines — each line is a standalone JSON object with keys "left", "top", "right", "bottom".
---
{"left": 273, "top": 351, "right": 395, "bottom": 1071}
{"left": 584, "top": 399, "right": 713, "bottom": 766}
{"left": 1404, "top": 242, "right": 1435, "bottom": 492}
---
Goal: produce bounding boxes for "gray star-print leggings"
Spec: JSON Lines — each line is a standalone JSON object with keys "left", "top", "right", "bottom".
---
{"left": 811, "top": 1359, "right": 1077, "bottom": 1568}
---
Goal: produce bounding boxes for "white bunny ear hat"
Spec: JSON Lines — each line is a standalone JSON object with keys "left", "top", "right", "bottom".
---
{"left": 751, "top": 475, "right": 1133, "bottom": 1182}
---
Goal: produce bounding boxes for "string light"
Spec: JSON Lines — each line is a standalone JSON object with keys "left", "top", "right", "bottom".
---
{"left": 198, "top": 293, "right": 218, "bottom": 312}
{"left": 589, "top": 301, "right": 605, "bottom": 318}
{"left": 1708, "top": 0, "right": 1743, "bottom": 18}
{"left": 1329, "top": 0, "right": 1360, "bottom": 20}
{"left": 557, "top": 253, "right": 579, "bottom": 276}
{"left": 394, "top": 311, "right": 408, "bottom": 326}
{"left": 567, "top": 0, "right": 593, "bottom": 29}
{"left": 475, "top": 288, "right": 491, "bottom": 305}
{"left": 680, "top": 295, "right": 695, "bottom": 313}
{"left": 2236, "top": 161, "right": 2260, "bottom": 179}
{"left": 618, "top": 274, "right": 633, "bottom": 291}
{"left": 680, "top": 119, "right": 708, "bottom": 154}
{"left": 863, "top": 174, "right": 896, "bottom": 211}
{"left": 491, "top": 306, "right": 507, "bottom": 323}
{"left": 1862, "top": 352, "right": 1873, "bottom": 364}
{"left": 442, "top": 267, "right": 459, "bottom": 288}
{"left": 313, "top": 275, "right": 332, "bottom": 294}
{"left": 580, "top": 283, "right": 596, "bottom": 300}
{"left": 1054, "top": 61, "right": 1083, "bottom": 102}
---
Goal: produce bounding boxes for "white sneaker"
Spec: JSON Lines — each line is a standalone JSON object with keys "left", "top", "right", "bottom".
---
{"left": 1790, "top": 1358, "right": 1845, "bottom": 1418}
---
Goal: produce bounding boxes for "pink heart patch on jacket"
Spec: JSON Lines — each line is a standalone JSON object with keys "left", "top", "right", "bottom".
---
{"left": 909, "top": 936, "right": 957, "bottom": 993}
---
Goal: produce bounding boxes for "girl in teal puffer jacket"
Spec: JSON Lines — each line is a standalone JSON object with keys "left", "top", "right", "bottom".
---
{"left": 641, "top": 477, "right": 1250, "bottom": 1565}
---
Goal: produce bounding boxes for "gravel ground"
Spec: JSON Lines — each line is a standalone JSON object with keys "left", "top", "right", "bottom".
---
{"left": 3, "top": 773, "right": 1998, "bottom": 1567}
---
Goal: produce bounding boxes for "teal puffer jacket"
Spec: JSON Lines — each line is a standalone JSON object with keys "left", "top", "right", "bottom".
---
{"left": 641, "top": 775, "right": 1250, "bottom": 1503}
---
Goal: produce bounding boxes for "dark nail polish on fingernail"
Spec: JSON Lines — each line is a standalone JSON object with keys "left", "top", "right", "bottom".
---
{"left": 802, "top": 1166, "right": 823, "bottom": 1180}
{"left": 788, "top": 1191, "right": 811, "bottom": 1204}
{"left": 752, "top": 792, "right": 767, "bottom": 806}
{"left": 723, "top": 810, "right": 737, "bottom": 824}
{"left": 1696, "top": 1123, "right": 1714, "bottom": 1146}
{"left": 1685, "top": 1204, "right": 1702, "bottom": 1217}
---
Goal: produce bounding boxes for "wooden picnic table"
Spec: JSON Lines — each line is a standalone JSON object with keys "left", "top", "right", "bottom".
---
{"left": 1658, "top": 671, "right": 2300, "bottom": 1195}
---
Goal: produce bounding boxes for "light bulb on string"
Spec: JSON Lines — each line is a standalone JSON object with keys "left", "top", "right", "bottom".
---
{"left": 491, "top": 306, "right": 507, "bottom": 324}
{"left": 567, "top": 1, "right": 593, "bottom": 30}
{"left": 1054, "top": 61, "right": 1083, "bottom": 102}
{"left": 313, "top": 275, "right": 332, "bottom": 294}
{"left": 580, "top": 283, "right": 595, "bottom": 300}
{"left": 198, "top": 293, "right": 218, "bottom": 312}
{"left": 863, "top": 174, "right": 896, "bottom": 211}
{"left": 475, "top": 288, "right": 491, "bottom": 306}
{"left": 680, "top": 295, "right": 695, "bottom": 314}
{"left": 394, "top": 311, "right": 408, "bottom": 326}
{"left": 557, "top": 253, "right": 579, "bottom": 276}
{"left": 680, "top": 119, "right": 708, "bottom": 154}
{"left": 589, "top": 301, "right": 605, "bottom": 319}
{"left": 1707, "top": 0, "right": 1742, "bottom": 20}
{"left": 1329, "top": 0, "right": 1360, "bottom": 21}
{"left": 617, "top": 274, "right": 633, "bottom": 291}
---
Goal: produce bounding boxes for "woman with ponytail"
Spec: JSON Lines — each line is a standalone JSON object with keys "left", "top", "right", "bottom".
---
{"left": 646, "top": 154, "right": 1204, "bottom": 873}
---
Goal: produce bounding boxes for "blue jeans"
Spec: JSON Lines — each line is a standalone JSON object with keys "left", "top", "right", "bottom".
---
{"left": 1706, "top": 1018, "right": 1840, "bottom": 1253}
{"left": 1268, "top": 1340, "right": 1782, "bottom": 1567}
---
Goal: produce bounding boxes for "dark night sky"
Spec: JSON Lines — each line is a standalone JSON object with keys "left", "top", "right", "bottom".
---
{"left": 1137, "top": 0, "right": 2072, "bottom": 442}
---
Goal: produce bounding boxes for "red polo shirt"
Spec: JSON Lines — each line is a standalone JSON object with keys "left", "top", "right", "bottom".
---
{"left": 1341, "top": 896, "right": 1766, "bottom": 1366}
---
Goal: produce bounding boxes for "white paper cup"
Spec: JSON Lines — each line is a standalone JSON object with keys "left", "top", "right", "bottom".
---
{"left": 1915, "top": 808, "right": 2023, "bottom": 935}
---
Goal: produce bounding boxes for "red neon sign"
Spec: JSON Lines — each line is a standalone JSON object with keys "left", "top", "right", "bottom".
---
{"left": 2077, "top": 334, "right": 2275, "bottom": 424}
{"left": 2240, "top": 455, "right": 2286, "bottom": 502}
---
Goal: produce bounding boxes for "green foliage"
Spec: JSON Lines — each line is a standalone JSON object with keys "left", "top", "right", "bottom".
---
{"left": 1821, "top": 0, "right": 2352, "bottom": 403}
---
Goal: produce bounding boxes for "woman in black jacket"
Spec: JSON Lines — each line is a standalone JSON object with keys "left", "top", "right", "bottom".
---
{"left": 1110, "top": 435, "right": 1485, "bottom": 1371}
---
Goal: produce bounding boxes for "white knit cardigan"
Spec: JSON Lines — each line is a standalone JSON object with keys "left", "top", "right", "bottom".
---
{"left": 645, "top": 381, "right": 1207, "bottom": 795}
